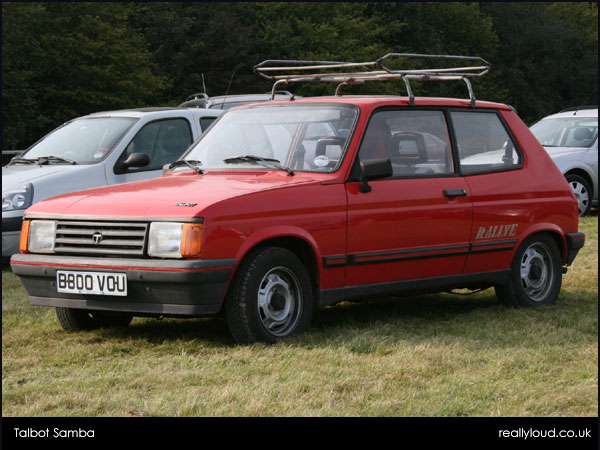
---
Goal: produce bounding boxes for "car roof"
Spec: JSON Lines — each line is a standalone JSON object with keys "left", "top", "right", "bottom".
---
{"left": 83, "top": 107, "right": 222, "bottom": 119}
{"left": 210, "top": 93, "right": 293, "bottom": 103}
{"left": 541, "top": 107, "right": 598, "bottom": 120}
{"left": 237, "top": 95, "right": 514, "bottom": 111}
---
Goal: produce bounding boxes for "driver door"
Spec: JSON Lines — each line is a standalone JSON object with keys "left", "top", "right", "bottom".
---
{"left": 344, "top": 108, "right": 473, "bottom": 286}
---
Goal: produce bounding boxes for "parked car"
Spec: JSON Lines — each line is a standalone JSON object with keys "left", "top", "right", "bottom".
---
{"left": 2, "top": 107, "right": 222, "bottom": 262}
{"left": 179, "top": 91, "right": 298, "bottom": 110}
{"left": 529, "top": 106, "right": 598, "bottom": 216}
{"left": 11, "top": 54, "right": 584, "bottom": 344}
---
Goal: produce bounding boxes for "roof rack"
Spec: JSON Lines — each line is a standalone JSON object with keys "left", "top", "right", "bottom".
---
{"left": 254, "top": 53, "right": 491, "bottom": 106}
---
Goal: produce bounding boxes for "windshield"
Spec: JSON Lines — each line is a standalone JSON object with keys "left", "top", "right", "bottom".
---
{"left": 22, "top": 117, "right": 136, "bottom": 164}
{"left": 183, "top": 104, "right": 357, "bottom": 172}
{"left": 530, "top": 117, "right": 598, "bottom": 148}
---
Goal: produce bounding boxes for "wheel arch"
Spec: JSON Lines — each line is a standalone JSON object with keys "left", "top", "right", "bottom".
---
{"left": 515, "top": 224, "right": 568, "bottom": 265}
{"left": 225, "top": 228, "right": 323, "bottom": 309}
{"left": 564, "top": 167, "right": 596, "bottom": 197}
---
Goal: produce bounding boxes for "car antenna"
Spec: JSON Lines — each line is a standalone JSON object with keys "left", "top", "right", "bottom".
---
{"left": 572, "top": 88, "right": 598, "bottom": 115}
{"left": 202, "top": 73, "right": 208, "bottom": 96}
{"left": 221, "top": 72, "right": 235, "bottom": 109}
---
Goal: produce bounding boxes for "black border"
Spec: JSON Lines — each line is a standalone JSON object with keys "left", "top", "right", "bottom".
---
{"left": 2, "top": 417, "right": 597, "bottom": 449}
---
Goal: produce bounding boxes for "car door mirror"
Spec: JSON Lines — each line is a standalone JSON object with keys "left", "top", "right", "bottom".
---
{"left": 114, "top": 152, "right": 151, "bottom": 174}
{"left": 359, "top": 158, "right": 393, "bottom": 193}
{"left": 124, "top": 152, "right": 150, "bottom": 168}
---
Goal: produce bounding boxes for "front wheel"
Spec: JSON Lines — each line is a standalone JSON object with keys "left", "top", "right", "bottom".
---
{"left": 56, "top": 308, "right": 133, "bottom": 332}
{"left": 225, "top": 247, "right": 313, "bottom": 344}
{"left": 565, "top": 173, "right": 592, "bottom": 216}
{"left": 495, "top": 233, "right": 562, "bottom": 307}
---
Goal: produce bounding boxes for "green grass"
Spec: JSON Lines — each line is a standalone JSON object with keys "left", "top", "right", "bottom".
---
{"left": 2, "top": 217, "right": 597, "bottom": 417}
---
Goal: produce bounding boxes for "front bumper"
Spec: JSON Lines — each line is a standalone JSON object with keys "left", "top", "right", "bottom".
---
{"left": 10, "top": 253, "right": 236, "bottom": 316}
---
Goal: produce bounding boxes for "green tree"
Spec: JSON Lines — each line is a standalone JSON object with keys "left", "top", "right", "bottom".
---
{"left": 480, "top": 2, "right": 598, "bottom": 124}
{"left": 2, "top": 2, "right": 167, "bottom": 149}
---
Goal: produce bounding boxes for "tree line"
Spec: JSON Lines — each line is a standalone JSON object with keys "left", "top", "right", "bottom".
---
{"left": 2, "top": 2, "right": 597, "bottom": 150}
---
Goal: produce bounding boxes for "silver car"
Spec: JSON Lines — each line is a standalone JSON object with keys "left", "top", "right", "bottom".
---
{"left": 530, "top": 107, "right": 598, "bottom": 215}
{"left": 2, "top": 107, "right": 222, "bottom": 261}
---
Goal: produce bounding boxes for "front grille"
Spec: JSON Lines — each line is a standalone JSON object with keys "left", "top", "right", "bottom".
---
{"left": 54, "top": 221, "right": 148, "bottom": 257}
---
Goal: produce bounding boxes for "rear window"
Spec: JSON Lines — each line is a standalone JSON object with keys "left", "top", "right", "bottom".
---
{"left": 452, "top": 111, "right": 521, "bottom": 175}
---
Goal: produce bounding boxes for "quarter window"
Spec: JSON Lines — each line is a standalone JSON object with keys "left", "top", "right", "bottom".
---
{"left": 200, "top": 117, "right": 216, "bottom": 132}
{"left": 358, "top": 110, "right": 454, "bottom": 177}
{"left": 451, "top": 111, "right": 521, "bottom": 174}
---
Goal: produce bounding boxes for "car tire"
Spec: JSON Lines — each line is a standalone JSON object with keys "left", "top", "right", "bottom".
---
{"left": 56, "top": 307, "right": 133, "bottom": 332}
{"left": 495, "top": 233, "right": 562, "bottom": 307}
{"left": 225, "top": 247, "right": 313, "bottom": 344}
{"left": 565, "top": 173, "right": 592, "bottom": 216}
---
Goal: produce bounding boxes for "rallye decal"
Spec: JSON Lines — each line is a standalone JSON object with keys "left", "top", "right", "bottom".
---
{"left": 474, "top": 224, "right": 518, "bottom": 240}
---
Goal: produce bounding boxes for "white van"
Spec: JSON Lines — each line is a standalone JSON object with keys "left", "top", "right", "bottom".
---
{"left": 2, "top": 107, "right": 222, "bottom": 261}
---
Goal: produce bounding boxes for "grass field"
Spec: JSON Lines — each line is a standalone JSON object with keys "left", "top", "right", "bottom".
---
{"left": 2, "top": 217, "right": 597, "bottom": 417}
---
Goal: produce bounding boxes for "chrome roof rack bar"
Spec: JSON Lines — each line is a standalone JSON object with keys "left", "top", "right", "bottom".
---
{"left": 255, "top": 53, "right": 491, "bottom": 106}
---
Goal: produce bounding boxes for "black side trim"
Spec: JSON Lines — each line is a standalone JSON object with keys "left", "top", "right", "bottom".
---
{"left": 469, "top": 246, "right": 514, "bottom": 255}
{"left": 322, "top": 240, "right": 515, "bottom": 268}
{"left": 471, "top": 239, "right": 517, "bottom": 248}
{"left": 319, "top": 270, "right": 511, "bottom": 308}
{"left": 565, "top": 232, "right": 585, "bottom": 266}
{"left": 352, "top": 250, "right": 469, "bottom": 265}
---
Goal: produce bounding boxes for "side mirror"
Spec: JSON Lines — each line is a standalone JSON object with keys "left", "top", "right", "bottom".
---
{"left": 114, "top": 152, "right": 150, "bottom": 174}
{"left": 124, "top": 152, "right": 150, "bottom": 168}
{"left": 359, "top": 158, "right": 393, "bottom": 193}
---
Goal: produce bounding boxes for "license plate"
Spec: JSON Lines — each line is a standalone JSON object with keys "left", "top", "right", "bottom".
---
{"left": 56, "top": 271, "right": 127, "bottom": 296}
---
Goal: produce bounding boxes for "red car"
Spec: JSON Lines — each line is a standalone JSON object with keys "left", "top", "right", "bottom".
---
{"left": 11, "top": 54, "right": 585, "bottom": 344}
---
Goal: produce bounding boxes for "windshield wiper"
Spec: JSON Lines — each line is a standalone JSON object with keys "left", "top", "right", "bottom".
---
{"left": 223, "top": 155, "right": 294, "bottom": 176}
{"left": 8, "top": 157, "right": 37, "bottom": 165}
{"left": 36, "top": 155, "right": 77, "bottom": 165}
{"left": 8, "top": 156, "right": 77, "bottom": 166}
{"left": 167, "top": 159, "right": 203, "bottom": 174}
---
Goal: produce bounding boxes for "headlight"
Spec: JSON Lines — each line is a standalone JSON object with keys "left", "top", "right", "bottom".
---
{"left": 148, "top": 222, "right": 203, "bottom": 258}
{"left": 2, "top": 183, "right": 34, "bottom": 211}
{"left": 26, "top": 220, "right": 56, "bottom": 253}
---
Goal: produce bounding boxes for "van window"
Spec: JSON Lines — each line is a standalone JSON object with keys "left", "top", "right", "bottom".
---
{"left": 123, "top": 119, "right": 192, "bottom": 171}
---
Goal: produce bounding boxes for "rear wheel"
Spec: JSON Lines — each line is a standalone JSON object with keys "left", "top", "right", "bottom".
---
{"left": 225, "top": 247, "right": 313, "bottom": 344}
{"left": 495, "top": 233, "right": 562, "bottom": 307}
{"left": 56, "top": 308, "right": 133, "bottom": 332}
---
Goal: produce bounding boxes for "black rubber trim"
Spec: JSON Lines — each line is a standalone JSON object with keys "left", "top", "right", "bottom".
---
{"left": 470, "top": 239, "right": 517, "bottom": 248}
{"left": 2, "top": 216, "right": 23, "bottom": 232}
{"left": 565, "top": 232, "right": 585, "bottom": 266}
{"left": 322, "top": 241, "right": 515, "bottom": 268}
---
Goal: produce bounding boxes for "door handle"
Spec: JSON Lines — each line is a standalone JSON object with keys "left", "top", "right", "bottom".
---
{"left": 443, "top": 189, "right": 467, "bottom": 197}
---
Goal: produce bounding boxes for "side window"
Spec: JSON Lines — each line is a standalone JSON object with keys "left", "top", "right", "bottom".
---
{"left": 122, "top": 119, "right": 192, "bottom": 171}
{"left": 451, "top": 111, "right": 521, "bottom": 175}
{"left": 200, "top": 117, "right": 216, "bottom": 132}
{"left": 358, "top": 110, "right": 454, "bottom": 177}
